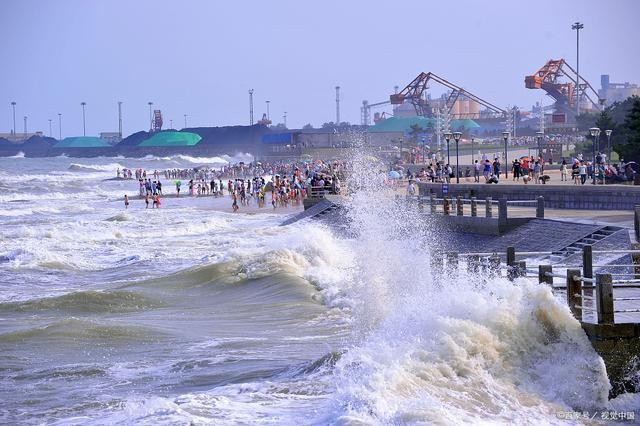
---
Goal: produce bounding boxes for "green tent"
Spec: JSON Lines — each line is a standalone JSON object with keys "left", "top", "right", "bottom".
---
{"left": 53, "top": 137, "right": 111, "bottom": 148}
{"left": 138, "top": 131, "right": 201, "bottom": 147}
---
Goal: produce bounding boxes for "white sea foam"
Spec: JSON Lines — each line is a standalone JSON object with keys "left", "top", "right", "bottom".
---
{"left": 8, "top": 151, "right": 25, "bottom": 158}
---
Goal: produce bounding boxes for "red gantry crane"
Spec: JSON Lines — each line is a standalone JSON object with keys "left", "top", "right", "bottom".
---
{"left": 525, "top": 59, "right": 601, "bottom": 119}
{"left": 390, "top": 72, "right": 506, "bottom": 118}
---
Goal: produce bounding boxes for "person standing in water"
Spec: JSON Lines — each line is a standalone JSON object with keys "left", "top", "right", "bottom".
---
{"left": 124, "top": 195, "right": 129, "bottom": 209}
{"left": 144, "top": 193, "right": 150, "bottom": 209}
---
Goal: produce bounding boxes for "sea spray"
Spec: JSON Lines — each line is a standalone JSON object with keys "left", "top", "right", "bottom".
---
{"left": 324, "top": 133, "right": 611, "bottom": 423}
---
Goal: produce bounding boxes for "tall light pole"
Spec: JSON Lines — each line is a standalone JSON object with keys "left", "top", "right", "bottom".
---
{"left": 572, "top": 22, "right": 584, "bottom": 126}
{"left": 502, "top": 131, "right": 510, "bottom": 178}
{"left": 283, "top": 111, "right": 287, "bottom": 128}
{"left": 170, "top": 119, "right": 173, "bottom": 129}
{"left": 10, "top": 102, "right": 16, "bottom": 135}
{"left": 536, "top": 131, "right": 544, "bottom": 158}
{"left": 118, "top": 101, "right": 123, "bottom": 140}
{"left": 248, "top": 89, "right": 254, "bottom": 125}
{"left": 266, "top": 100, "right": 270, "bottom": 122}
{"left": 605, "top": 129, "right": 613, "bottom": 163}
{"left": 453, "top": 131, "right": 462, "bottom": 183}
{"left": 148, "top": 102, "right": 153, "bottom": 131}
{"left": 81, "top": 102, "right": 86, "bottom": 136}
{"left": 58, "top": 113, "right": 62, "bottom": 140}
{"left": 23, "top": 116, "right": 27, "bottom": 135}
{"left": 335, "top": 86, "right": 340, "bottom": 125}
{"left": 471, "top": 137, "right": 475, "bottom": 163}
{"left": 48, "top": 119, "right": 52, "bottom": 137}
{"left": 444, "top": 132, "right": 452, "bottom": 165}
{"left": 589, "top": 127, "right": 601, "bottom": 185}
{"left": 184, "top": 114, "right": 187, "bottom": 128}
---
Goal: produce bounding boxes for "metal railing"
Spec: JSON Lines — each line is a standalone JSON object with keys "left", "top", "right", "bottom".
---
{"left": 401, "top": 194, "right": 545, "bottom": 220}
{"left": 432, "top": 244, "right": 640, "bottom": 325}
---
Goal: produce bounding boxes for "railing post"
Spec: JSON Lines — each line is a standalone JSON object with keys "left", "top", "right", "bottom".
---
{"left": 582, "top": 245, "right": 593, "bottom": 281}
{"left": 456, "top": 196, "right": 463, "bottom": 216}
{"left": 488, "top": 254, "right": 501, "bottom": 277}
{"left": 467, "top": 254, "right": 480, "bottom": 273}
{"left": 485, "top": 197, "right": 492, "bottom": 218}
{"left": 506, "top": 246, "right": 516, "bottom": 281}
{"left": 430, "top": 194, "right": 436, "bottom": 214}
{"left": 471, "top": 197, "right": 477, "bottom": 217}
{"left": 539, "top": 264, "right": 553, "bottom": 286}
{"left": 635, "top": 205, "right": 640, "bottom": 241}
{"left": 446, "top": 251, "right": 459, "bottom": 270}
{"left": 596, "top": 273, "right": 614, "bottom": 325}
{"left": 443, "top": 197, "right": 450, "bottom": 215}
{"left": 430, "top": 250, "right": 443, "bottom": 275}
{"left": 566, "top": 268, "right": 582, "bottom": 321}
{"left": 514, "top": 261, "right": 526, "bottom": 278}
{"left": 536, "top": 196, "right": 545, "bottom": 219}
{"left": 498, "top": 196, "right": 507, "bottom": 224}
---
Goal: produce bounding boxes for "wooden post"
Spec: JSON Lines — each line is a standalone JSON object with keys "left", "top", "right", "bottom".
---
{"left": 471, "top": 197, "right": 477, "bottom": 217}
{"left": 467, "top": 254, "right": 480, "bottom": 273}
{"left": 446, "top": 252, "right": 459, "bottom": 269}
{"left": 596, "top": 273, "right": 614, "bottom": 325}
{"left": 485, "top": 197, "right": 492, "bottom": 218}
{"left": 536, "top": 196, "right": 545, "bottom": 219}
{"left": 443, "top": 197, "right": 450, "bottom": 215}
{"left": 566, "top": 268, "right": 582, "bottom": 321}
{"left": 430, "top": 194, "right": 436, "bottom": 214}
{"left": 456, "top": 196, "right": 463, "bottom": 216}
{"left": 582, "top": 245, "right": 593, "bottom": 280}
{"left": 539, "top": 264, "right": 553, "bottom": 286}
{"left": 488, "top": 254, "right": 501, "bottom": 276}
{"left": 506, "top": 246, "right": 516, "bottom": 281}
{"left": 498, "top": 197, "right": 507, "bottom": 224}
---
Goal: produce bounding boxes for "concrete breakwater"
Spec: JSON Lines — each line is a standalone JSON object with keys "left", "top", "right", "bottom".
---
{"left": 418, "top": 182, "right": 640, "bottom": 210}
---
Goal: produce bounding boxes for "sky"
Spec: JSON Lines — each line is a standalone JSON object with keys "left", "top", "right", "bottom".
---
{"left": 1, "top": 0, "right": 639, "bottom": 138}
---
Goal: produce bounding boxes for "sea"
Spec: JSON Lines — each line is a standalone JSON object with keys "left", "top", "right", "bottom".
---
{"left": 1, "top": 151, "right": 639, "bottom": 425}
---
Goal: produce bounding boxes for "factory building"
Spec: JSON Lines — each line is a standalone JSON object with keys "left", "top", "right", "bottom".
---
{"left": 599, "top": 74, "right": 640, "bottom": 105}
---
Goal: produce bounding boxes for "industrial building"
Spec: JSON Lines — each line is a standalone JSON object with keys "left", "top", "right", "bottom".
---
{"left": 599, "top": 74, "right": 640, "bottom": 105}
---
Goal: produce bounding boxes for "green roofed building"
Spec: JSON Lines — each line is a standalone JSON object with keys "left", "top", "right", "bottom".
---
{"left": 138, "top": 131, "right": 201, "bottom": 147}
{"left": 53, "top": 137, "right": 111, "bottom": 148}
{"left": 368, "top": 116, "right": 435, "bottom": 133}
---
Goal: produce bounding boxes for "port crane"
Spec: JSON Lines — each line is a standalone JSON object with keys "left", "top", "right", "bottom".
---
{"left": 525, "top": 59, "right": 601, "bottom": 117}
{"left": 152, "top": 110, "right": 163, "bottom": 132}
{"left": 390, "top": 72, "right": 506, "bottom": 118}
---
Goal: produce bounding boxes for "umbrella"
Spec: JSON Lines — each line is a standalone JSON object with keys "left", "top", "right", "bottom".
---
{"left": 388, "top": 170, "right": 401, "bottom": 179}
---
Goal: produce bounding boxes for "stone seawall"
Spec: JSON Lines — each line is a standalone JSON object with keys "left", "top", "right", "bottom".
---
{"left": 418, "top": 182, "right": 640, "bottom": 210}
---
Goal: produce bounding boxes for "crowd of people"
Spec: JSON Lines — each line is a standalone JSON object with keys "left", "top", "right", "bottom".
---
{"left": 398, "top": 152, "right": 637, "bottom": 186}
{"left": 122, "top": 160, "right": 346, "bottom": 212}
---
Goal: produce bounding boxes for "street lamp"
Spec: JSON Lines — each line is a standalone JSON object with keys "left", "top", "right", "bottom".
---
{"left": 184, "top": 114, "right": 187, "bottom": 128}
{"left": 453, "top": 132, "right": 462, "bottom": 183}
{"left": 421, "top": 136, "right": 426, "bottom": 164}
{"left": 283, "top": 111, "right": 287, "bottom": 128}
{"left": 536, "top": 131, "right": 544, "bottom": 158}
{"left": 118, "top": 101, "right": 123, "bottom": 139}
{"left": 81, "top": 102, "right": 86, "bottom": 136}
{"left": 502, "top": 131, "right": 510, "bottom": 178}
{"left": 23, "top": 116, "right": 27, "bottom": 135}
{"left": 471, "top": 137, "right": 475, "bottom": 163}
{"left": 444, "top": 132, "right": 452, "bottom": 166}
{"left": 148, "top": 102, "right": 153, "bottom": 131}
{"left": 48, "top": 119, "right": 52, "bottom": 137}
{"left": 170, "top": 119, "right": 173, "bottom": 129}
{"left": 605, "top": 129, "right": 613, "bottom": 163}
{"left": 10, "top": 101, "right": 16, "bottom": 135}
{"left": 58, "top": 113, "right": 62, "bottom": 139}
{"left": 589, "top": 127, "right": 601, "bottom": 185}
{"left": 572, "top": 22, "right": 584, "bottom": 125}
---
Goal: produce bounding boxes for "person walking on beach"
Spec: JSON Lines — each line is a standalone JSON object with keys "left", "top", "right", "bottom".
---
{"left": 124, "top": 195, "right": 129, "bottom": 209}
{"left": 579, "top": 161, "right": 587, "bottom": 185}
{"left": 560, "top": 159, "right": 568, "bottom": 181}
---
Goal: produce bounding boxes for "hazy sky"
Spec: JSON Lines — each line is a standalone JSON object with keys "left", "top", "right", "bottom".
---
{"left": 1, "top": 0, "right": 639, "bottom": 137}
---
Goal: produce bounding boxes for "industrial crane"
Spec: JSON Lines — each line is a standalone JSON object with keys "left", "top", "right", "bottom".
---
{"left": 390, "top": 72, "right": 506, "bottom": 118}
{"left": 152, "top": 110, "right": 163, "bottom": 132}
{"left": 525, "top": 59, "right": 601, "bottom": 118}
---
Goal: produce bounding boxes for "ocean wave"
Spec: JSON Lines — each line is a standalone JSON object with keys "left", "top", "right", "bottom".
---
{"left": 8, "top": 151, "right": 25, "bottom": 158}
{"left": 0, "top": 318, "right": 160, "bottom": 342}
{"left": 0, "top": 290, "right": 162, "bottom": 314}
{"left": 68, "top": 162, "right": 126, "bottom": 172}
